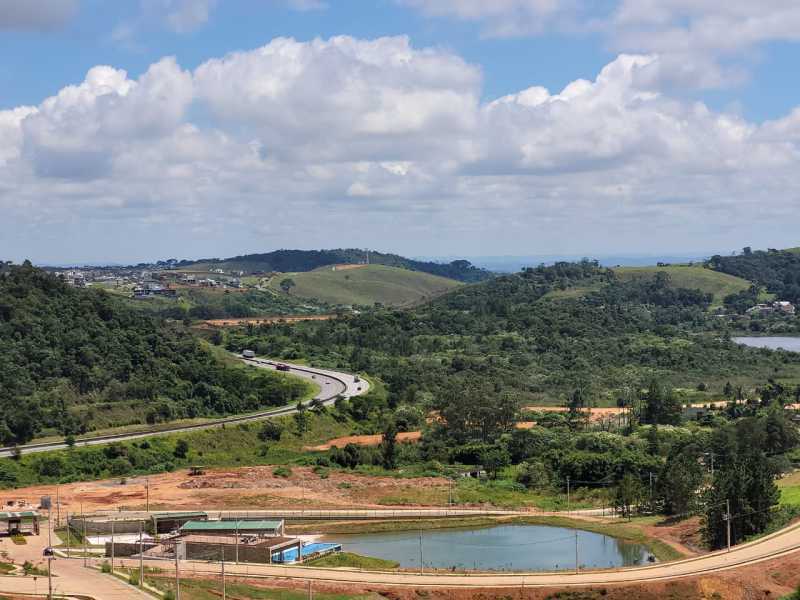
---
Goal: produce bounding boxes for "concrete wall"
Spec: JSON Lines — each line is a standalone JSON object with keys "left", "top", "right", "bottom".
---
{"left": 104, "top": 541, "right": 158, "bottom": 557}
{"left": 184, "top": 542, "right": 300, "bottom": 564}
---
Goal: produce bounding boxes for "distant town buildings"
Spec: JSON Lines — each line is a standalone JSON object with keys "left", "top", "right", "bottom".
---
{"left": 746, "top": 300, "right": 796, "bottom": 316}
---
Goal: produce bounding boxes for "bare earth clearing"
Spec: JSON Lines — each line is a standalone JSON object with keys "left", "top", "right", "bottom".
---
{"left": 306, "top": 431, "right": 422, "bottom": 451}
{"left": 6, "top": 466, "right": 451, "bottom": 512}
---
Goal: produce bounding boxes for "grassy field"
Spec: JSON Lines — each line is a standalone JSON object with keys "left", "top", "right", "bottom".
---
{"left": 267, "top": 264, "right": 461, "bottom": 307}
{"left": 614, "top": 265, "right": 751, "bottom": 307}
{"left": 144, "top": 575, "right": 379, "bottom": 600}
{"left": 304, "top": 552, "right": 399, "bottom": 570}
{"left": 779, "top": 471, "right": 800, "bottom": 506}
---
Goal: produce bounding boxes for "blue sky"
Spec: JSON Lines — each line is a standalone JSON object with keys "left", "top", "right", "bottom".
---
{"left": 1, "top": 1, "right": 800, "bottom": 264}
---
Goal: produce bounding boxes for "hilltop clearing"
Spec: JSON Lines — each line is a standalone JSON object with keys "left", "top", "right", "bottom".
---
{"left": 267, "top": 264, "right": 461, "bottom": 307}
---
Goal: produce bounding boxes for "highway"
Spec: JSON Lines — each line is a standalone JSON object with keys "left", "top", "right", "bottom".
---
{"left": 0, "top": 356, "right": 368, "bottom": 458}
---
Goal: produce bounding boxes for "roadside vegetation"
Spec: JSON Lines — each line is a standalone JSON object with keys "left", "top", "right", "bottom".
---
{"left": 140, "top": 573, "right": 379, "bottom": 600}
{"left": 0, "top": 263, "right": 314, "bottom": 445}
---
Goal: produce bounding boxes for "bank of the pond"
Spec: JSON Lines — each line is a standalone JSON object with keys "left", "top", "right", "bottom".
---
{"left": 323, "top": 523, "right": 654, "bottom": 572}
{"left": 288, "top": 515, "right": 685, "bottom": 563}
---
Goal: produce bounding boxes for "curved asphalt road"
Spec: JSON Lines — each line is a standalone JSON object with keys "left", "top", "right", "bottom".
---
{"left": 0, "top": 356, "right": 368, "bottom": 458}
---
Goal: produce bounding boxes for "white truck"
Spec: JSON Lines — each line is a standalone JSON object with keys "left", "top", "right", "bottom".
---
{"left": 242, "top": 349, "right": 256, "bottom": 359}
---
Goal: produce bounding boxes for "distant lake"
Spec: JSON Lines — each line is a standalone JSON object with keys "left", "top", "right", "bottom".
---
{"left": 733, "top": 337, "right": 800, "bottom": 352}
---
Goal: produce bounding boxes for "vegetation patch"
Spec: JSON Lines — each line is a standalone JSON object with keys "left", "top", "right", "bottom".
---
{"left": 303, "top": 551, "right": 399, "bottom": 570}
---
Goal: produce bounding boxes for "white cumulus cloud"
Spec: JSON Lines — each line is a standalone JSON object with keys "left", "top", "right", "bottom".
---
{"left": 2, "top": 36, "right": 800, "bottom": 262}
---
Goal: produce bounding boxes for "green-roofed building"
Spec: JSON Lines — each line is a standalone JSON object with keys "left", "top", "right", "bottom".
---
{"left": 179, "top": 519, "right": 284, "bottom": 537}
{"left": 0, "top": 511, "right": 40, "bottom": 536}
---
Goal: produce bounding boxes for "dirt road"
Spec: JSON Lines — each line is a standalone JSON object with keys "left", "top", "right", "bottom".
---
{"left": 133, "top": 519, "right": 800, "bottom": 589}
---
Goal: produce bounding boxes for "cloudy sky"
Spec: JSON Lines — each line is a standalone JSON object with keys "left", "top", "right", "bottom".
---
{"left": 1, "top": 1, "right": 799, "bottom": 264}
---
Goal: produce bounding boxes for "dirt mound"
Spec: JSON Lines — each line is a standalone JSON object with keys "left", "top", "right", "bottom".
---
{"left": 306, "top": 431, "right": 422, "bottom": 451}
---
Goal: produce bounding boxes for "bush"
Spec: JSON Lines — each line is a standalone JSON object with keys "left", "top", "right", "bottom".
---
{"left": 515, "top": 460, "right": 553, "bottom": 490}
{"left": 163, "top": 590, "right": 175, "bottom": 600}
{"left": 129, "top": 571, "right": 140, "bottom": 585}
{"left": 101, "top": 561, "right": 111, "bottom": 573}
{"left": 258, "top": 421, "right": 283, "bottom": 442}
{"left": 273, "top": 466, "right": 292, "bottom": 478}
{"left": 173, "top": 439, "right": 189, "bottom": 459}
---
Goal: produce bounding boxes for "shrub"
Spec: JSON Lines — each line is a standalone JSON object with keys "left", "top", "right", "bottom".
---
{"left": 258, "top": 421, "right": 283, "bottom": 442}
{"left": 173, "top": 439, "right": 189, "bottom": 459}
{"left": 129, "top": 571, "right": 140, "bottom": 585}
{"left": 273, "top": 466, "right": 292, "bottom": 478}
{"left": 101, "top": 561, "right": 111, "bottom": 573}
{"left": 515, "top": 460, "right": 553, "bottom": 490}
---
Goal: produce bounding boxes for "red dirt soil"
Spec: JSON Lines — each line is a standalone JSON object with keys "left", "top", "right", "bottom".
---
{"left": 306, "top": 431, "right": 422, "bottom": 451}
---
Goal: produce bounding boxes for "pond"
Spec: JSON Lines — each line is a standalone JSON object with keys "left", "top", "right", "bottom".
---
{"left": 328, "top": 524, "right": 654, "bottom": 572}
{"left": 733, "top": 336, "right": 800, "bottom": 352}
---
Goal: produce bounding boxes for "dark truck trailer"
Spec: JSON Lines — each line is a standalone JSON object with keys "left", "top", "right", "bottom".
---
{"left": 276, "top": 364, "right": 291, "bottom": 372}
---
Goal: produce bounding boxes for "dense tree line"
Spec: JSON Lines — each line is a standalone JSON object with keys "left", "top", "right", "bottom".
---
{"left": 709, "top": 247, "right": 800, "bottom": 305}
{"left": 0, "top": 263, "right": 310, "bottom": 445}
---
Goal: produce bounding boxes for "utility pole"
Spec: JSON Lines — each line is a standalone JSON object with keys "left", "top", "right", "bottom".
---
{"left": 110, "top": 519, "right": 115, "bottom": 572}
{"left": 220, "top": 546, "right": 226, "bottom": 600}
{"left": 65, "top": 511, "right": 70, "bottom": 559}
{"left": 574, "top": 529, "right": 579, "bottom": 574}
{"left": 145, "top": 478, "right": 150, "bottom": 513}
{"left": 418, "top": 527, "right": 423, "bottom": 574}
{"left": 308, "top": 580, "right": 313, "bottom": 600}
{"left": 47, "top": 506, "right": 53, "bottom": 600}
{"left": 649, "top": 472, "right": 654, "bottom": 511}
{"left": 566, "top": 477, "right": 570, "bottom": 514}
{"left": 235, "top": 522, "right": 240, "bottom": 564}
{"left": 725, "top": 500, "right": 731, "bottom": 553}
{"left": 56, "top": 486, "right": 60, "bottom": 528}
{"left": 82, "top": 506, "right": 88, "bottom": 568}
{"left": 139, "top": 521, "right": 144, "bottom": 588}
{"left": 174, "top": 541, "right": 181, "bottom": 600}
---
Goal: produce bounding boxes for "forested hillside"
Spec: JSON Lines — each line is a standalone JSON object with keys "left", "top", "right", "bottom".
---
{"left": 178, "top": 249, "right": 492, "bottom": 283}
{"left": 228, "top": 260, "right": 800, "bottom": 418}
{"left": 0, "top": 263, "right": 312, "bottom": 445}
{"left": 709, "top": 247, "right": 800, "bottom": 304}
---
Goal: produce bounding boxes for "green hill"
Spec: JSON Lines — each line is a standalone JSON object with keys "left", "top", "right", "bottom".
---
{"left": 268, "top": 264, "right": 461, "bottom": 307}
{"left": 177, "top": 249, "right": 492, "bottom": 283}
{"left": 613, "top": 265, "right": 751, "bottom": 306}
